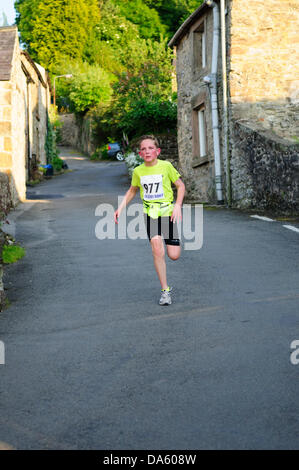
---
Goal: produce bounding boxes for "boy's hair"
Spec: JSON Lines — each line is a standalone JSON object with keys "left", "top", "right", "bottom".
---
{"left": 138, "top": 135, "right": 160, "bottom": 149}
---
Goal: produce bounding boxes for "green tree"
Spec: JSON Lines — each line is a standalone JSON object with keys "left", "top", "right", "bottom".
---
{"left": 54, "top": 61, "right": 114, "bottom": 113}
{"left": 113, "top": 0, "right": 166, "bottom": 40}
{"left": 89, "top": 0, "right": 141, "bottom": 73}
{"left": 144, "top": 0, "right": 203, "bottom": 37}
{"left": 15, "top": 0, "right": 101, "bottom": 73}
{"left": 68, "top": 66, "right": 113, "bottom": 113}
{"left": 116, "top": 97, "right": 177, "bottom": 137}
{"left": 98, "top": 37, "right": 176, "bottom": 139}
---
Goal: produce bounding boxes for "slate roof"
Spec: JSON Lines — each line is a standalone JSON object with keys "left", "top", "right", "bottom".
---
{"left": 0, "top": 26, "right": 17, "bottom": 81}
{"left": 168, "top": 1, "right": 210, "bottom": 48}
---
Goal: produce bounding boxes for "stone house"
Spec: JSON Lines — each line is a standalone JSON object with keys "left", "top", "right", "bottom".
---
{"left": 0, "top": 26, "right": 51, "bottom": 210}
{"left": 169, "top": 0, "right": 299, "bottom": 212}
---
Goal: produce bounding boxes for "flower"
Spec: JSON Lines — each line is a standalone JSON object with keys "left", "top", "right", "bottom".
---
{"left": 124, "top": 151, "right": 143, "bottom": 176}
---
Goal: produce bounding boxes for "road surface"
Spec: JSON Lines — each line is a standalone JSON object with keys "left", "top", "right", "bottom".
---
{"left": 0, "top": 147, "right": 299, "bottom": 450}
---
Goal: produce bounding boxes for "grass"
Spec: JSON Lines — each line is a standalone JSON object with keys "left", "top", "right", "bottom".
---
{"left": 27, "top": 179, "right": 41, "bottom": 187}
{"left": 2, "top": 245, "right": 26, "bottom": 264}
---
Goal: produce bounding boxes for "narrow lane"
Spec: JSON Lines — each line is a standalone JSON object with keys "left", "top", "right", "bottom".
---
{"left": 0, "top": 147, "right": 299, "bottom": 449}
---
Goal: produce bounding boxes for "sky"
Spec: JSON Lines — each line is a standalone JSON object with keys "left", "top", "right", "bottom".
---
{"left": 0, "top": 0, "right": 17, "bottom": 25}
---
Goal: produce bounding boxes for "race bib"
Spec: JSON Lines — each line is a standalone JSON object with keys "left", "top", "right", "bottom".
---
{"left": 141, "top": 174, "right": 164, "bottom": 201}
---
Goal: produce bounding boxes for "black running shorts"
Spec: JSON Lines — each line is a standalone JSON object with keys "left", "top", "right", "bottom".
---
{"left": 144, "top": 214, "right": 180, "bottom": 246}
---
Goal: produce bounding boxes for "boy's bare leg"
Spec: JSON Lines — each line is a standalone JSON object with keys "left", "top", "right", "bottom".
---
{"left": 166, "top": 245, "right": 181, "bottom": 261}
{"left": 150, "top": 236, "right": 168, "bottom": 290}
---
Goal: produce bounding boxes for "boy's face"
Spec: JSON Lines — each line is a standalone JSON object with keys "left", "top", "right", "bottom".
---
{"left": 139, "top": 139, "right": 161, "bottom": 164}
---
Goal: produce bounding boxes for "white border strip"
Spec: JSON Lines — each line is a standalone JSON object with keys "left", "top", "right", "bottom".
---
{"left": 283, "top": 225, "right": 299, "bottom": 233}
{"left": 250, "top": 215, "right": 275, "bottom": 222}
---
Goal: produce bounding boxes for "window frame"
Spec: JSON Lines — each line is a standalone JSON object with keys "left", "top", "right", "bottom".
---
{"left": 191, "top": 91, "right": 209, "bottom": 166}
{"left": 192, "top": 17, "right": 207, "bottom": 77}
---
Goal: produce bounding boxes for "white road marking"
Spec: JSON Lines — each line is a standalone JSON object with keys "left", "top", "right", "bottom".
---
{"left": 250, "top": 215, "right": 275, "bottom": 222}
{"left": 249, "top": 293, "right": 299, "bottom": 303}
{"left": 146, "top": 305, "right": 223, "bottom": 321}
{"left": 283, "top": 225, "right": 299, "bottom": 233}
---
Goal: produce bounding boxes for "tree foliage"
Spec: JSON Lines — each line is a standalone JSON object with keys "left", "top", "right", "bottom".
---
{"left": 68, "top": 64, "right": 114, "bottom": 113}
{"left": 93, "top": 37, "right": 176, "bottom": 141}
{"left": 89, "top": 0, "right": 140, "bottom": 73}
{"left": 15, "top": 0, "right": 101, "bottom": 73}
{"left": 113, "top": 0, "right": 166, "bottom": 40}
{"left": 143, "top": 0, "right": 203, "bottom": 38}
{"left": 15, "top": 0, "right": 203, "bottom": 142}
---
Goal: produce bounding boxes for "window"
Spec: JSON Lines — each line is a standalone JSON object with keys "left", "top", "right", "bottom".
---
{"left": 192, "top": 103, "right": 207, "bottom": 161}
{"left": 193, "top": 21, "right": 206, "bottom": 73}
{"left": 198, "top": 108, "right": 207, "bottom": 157}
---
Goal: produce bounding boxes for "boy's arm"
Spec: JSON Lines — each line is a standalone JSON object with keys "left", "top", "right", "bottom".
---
{"left": 114, "top": 185, "right": 138, "bottom": 224}
{"left": 171, "top": 178, "right": 185, "bottom": 223}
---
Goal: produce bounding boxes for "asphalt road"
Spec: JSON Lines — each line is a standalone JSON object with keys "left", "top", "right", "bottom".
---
{"left": 0, "top": 147, "right": 299, "bottom": 450}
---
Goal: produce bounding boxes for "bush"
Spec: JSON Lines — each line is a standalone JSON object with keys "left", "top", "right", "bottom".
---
{"left": 118, "top": 97, "right": 177, "bottom": 137}
{"left": 99, "top": 144, "right": 110, "bottom": 160}
{"left": 45, "top": 115, "right": 57, "bottom": 163}
{"left": 45, "top": 105, "right": 62, "bottom": 164}
{"left": 90, "top": 144, "right": 113, "bottom": 161}
{"left": 52, "top": 156, "right": 63, "bottom": 171}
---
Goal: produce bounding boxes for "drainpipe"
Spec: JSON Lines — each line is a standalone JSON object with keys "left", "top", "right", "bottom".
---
{"left": 204, "top": 0, "right": 224, "bottom": 204}
{"left": 220, "top": 0, "right": 232, "bottom": 206}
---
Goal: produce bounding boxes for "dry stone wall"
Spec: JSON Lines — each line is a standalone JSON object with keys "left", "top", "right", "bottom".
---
{"left": 231, "top": 121, "right": 299, "bottom": 213}
{"left": 0, "top": 172, "right": 11, "bottom": 217}
{"left": 59, "top": 113, "right": 96, "bottom": 156}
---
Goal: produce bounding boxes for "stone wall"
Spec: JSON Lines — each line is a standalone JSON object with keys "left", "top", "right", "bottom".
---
{"left": 59, "top": 113, "right": 96, "bottom": 156}
{"left": 0, "top": 80, "right": 13, "bottom": 194}
{"left": 155, "top": 133, "right": 178, "bottom": 166}
{"left": 231, "top": 121, "right": 299, "bottom": 213}
{"left": 0, "top": 229, "right": 5, "bottom": 311}
{"left": 10, "top": 43, "right": 27, "bottom": 203}
{"left": 0, "top": 28, "right": 27, "bottom": 205}
{"left": 229, "top": 0, "right": 299, "bottom": 140}
{"left": 0, "top": 27, "right": 50, "bottom": 206}
{"left": 0, "top": 172, "right": 11, "bottom": 217}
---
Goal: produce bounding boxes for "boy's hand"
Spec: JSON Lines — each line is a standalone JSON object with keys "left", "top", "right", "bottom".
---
{"left": 171, "top": 203, "right": 182, "bottom": 223}
{"left": 114, "top": 209, "right": 121, "bottom": 224}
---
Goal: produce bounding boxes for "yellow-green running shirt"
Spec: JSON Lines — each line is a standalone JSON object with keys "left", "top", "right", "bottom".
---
{"left": 131, "top": 159, "right": 181, "bottom": 204}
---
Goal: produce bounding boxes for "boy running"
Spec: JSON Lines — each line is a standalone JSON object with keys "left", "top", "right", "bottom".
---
{"left": 114, "top": 135, "right": 185, "bottom": 305}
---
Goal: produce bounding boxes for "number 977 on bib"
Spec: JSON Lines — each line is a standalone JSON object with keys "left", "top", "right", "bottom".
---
{"left": 141, "top": 174, "right": 164, "bottom": 201}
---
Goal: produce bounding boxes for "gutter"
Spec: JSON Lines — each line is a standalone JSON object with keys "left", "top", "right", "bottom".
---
{"left": 204, "top": 0, "right": 224, "bottom": 203}
{"left": 220, "top": 0, "right": 232, "bottom": 206}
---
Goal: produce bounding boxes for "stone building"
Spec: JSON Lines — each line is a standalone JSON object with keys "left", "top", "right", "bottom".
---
{"left": 0, "top": 26, "right": 51, "bottom": 209}
{"left": 169, "top": 0, "right": 299, "bottom": 212}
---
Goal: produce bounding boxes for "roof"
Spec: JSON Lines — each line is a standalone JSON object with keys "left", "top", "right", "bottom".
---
{"left": 0, "top": 26, "right": 18, "bottom": 80}
{"left": 21, "top": 51, "right": 48, "bottom": 88}
{"left": 0, "top": 26, "right": 50, "bottom": 88}
{"left": 168, "top": 1, "right": 211, "bottom": 48}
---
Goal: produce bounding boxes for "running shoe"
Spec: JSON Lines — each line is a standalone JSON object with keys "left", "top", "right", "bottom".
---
{"left": 159, "top": 287, "right": 172, "bottom": 306}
